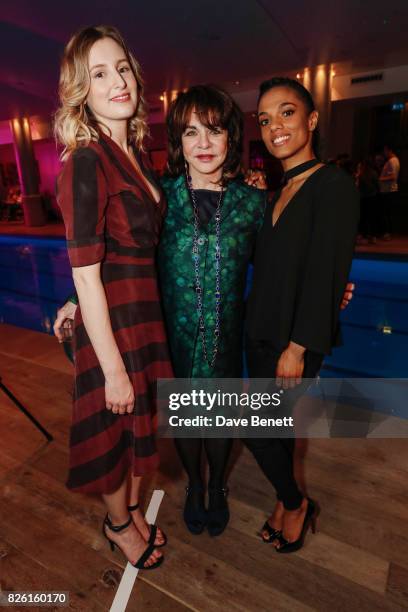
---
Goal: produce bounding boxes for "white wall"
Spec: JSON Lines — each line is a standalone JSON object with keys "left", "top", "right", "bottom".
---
{"left": 232, "top": 64, "right": 408, "bottom": 111}
{"left": 332, "top": 65, "right": 408, "bottom": 101}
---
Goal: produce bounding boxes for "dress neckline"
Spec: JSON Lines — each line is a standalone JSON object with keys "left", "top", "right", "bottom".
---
{"left": 99, "top": 132, "right": 161, "bottom": 205}
{"left": 271, "top": 164, "right": 326, "bottom": 229}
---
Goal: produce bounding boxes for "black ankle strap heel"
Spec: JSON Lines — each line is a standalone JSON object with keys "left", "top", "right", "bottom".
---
{"left": 127, "top": 503, "right": 167, "bottom": 548}
{"left": 102, "top": 513, "right": 164, "bottom": 570}
{"left": 103, "top": 514, "right": 132, "bottom": 552}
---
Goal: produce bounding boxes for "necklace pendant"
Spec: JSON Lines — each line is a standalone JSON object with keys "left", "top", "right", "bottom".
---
{"left": 187, "top": 171, "right": 224, "bottom": 369}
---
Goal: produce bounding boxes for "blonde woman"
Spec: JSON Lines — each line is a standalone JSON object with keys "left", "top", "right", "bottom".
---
{"left": 55, "top": 25, "right": 171, "bottom": 569}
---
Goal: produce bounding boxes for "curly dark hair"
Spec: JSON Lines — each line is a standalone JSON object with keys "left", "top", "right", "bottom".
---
{"left": 166, "top": 85, "right": 243, "bottom": 183}
{"left": 258, "top": 76, "right": 320, "bottom": 157}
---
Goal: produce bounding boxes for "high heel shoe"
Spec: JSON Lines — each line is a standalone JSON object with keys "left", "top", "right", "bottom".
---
{"left": 275, "top": 498, "right": 317, "bottom": 554}
{"left": 102, "top": 514, "right": 164, "bottom": 570}
{"left": 183, "top": 485, "right": 207, "bottom": 535}
{"left": 260, "top": 520, "right": 282, "bottom": 544}
{"left": 207, "top": 486, "right": 229, "bottom": 537}
{"left": 127, "top": 503, "right": 167, "bottom": 548}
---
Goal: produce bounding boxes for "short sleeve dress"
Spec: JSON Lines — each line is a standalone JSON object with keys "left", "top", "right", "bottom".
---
{"left": 57, "top": 132, "right": 172, "bottom": 495}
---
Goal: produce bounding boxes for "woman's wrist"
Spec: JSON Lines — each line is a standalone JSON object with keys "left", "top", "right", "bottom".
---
{"left": 286, "top": 341, "right": 306, "bottom": 358}
{"left": 104, "top": 366, "right": 127, "bottom": 381}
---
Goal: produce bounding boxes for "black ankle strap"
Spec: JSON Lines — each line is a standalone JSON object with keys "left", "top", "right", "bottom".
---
{"left": 128, "top": 503, "right": 140, "bottom": 511}
{"left": 104, "top": 513, "right": 132, "bottom": 533}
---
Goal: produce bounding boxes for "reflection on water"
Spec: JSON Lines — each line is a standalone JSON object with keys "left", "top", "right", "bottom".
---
{"left": 0, "top": 236, "right": 406, "bottom": 377}
{"left": 0, "top": 236, "right": 74, "bottom": 335}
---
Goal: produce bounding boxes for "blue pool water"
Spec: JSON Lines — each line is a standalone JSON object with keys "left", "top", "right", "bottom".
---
{"left": 323, "top": 257, "right": 408, "bottom": 378}
{"left": 0, "top": 235, "right": 406, "bottom": 377}
{"left": 0, "top": 235, "right": 74, "bottom": 335}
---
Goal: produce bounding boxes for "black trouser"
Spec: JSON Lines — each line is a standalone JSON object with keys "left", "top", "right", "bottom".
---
{"left": 243, "top": 337, "right": 323, "bottom": 510}
{"left": 174, "top": 437, "right": 233, "bottom": 489}
{"left": 379, "top": 192, "right": 398, "bottom": 235}
{"left": 359, "top": 195, "right": 380, "bottom": 238}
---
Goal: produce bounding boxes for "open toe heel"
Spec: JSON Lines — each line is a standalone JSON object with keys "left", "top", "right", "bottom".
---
{"left": 102, "top": 514, "right": 164, "bottom": 570}
{"left": 276, "top": 498, "right": 317, "bottom": 554}
{"left": 260, "top": 520, "right": 282, "bottom": 543}
{"left": 128, "top": 503, "right": 167, "bottom": 548}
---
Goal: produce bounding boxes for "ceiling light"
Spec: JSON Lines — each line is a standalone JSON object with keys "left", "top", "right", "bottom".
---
{"left": 296, "top": 73, "right": 301, "bottom": 79}
{"left": 160, "top": 95, "right": 164, "bottom": 101}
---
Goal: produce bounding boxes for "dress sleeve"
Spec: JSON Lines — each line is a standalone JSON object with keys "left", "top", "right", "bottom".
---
{"left": 57, "top": 147, "right": 108, "bottom": 267}
{"left": 290, "top": 171, "right": 360, "bottom": 355}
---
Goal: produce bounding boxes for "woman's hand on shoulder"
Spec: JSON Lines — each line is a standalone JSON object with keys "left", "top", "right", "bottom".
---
{"left": 105, "top": 370, "right": 135, "bottom": 415}
{"left": 244, "top": 169, "right": 268, "bottom": 190}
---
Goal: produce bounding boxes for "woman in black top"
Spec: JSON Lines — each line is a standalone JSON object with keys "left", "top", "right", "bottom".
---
{"left": 245, "top": 77, "right": 359, "bottom": 553}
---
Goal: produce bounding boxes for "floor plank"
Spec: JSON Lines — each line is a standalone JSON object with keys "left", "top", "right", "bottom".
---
{"left": 1, "top": 323, "right": 407, "bottom": 611}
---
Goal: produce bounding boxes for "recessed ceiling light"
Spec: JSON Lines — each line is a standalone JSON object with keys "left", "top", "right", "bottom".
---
{"left": 296, "top": 73, "right": 301, "bottom": 79}
{"left": 160, "top": 95, "right": 164, "bottom": 101}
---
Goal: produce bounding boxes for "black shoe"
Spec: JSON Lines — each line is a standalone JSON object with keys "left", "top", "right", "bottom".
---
{"left": 102, "top": 514, "right": 164, "bottom": 570}
{"left": 275, "top": 498, "right": 317, "bottom": 554}
{"left": 207, "top": 486, "right": 229, "bottom": 537}
{"left": 183, "top": 485, "right": 207, "bottom": 534}
{"left": 260, "top": 520, "right": 282, "bottom": 544}
{"left": 128, "top": 503, "right": 167, "bottom": 548}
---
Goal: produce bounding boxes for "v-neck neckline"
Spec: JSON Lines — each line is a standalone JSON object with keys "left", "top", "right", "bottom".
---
{"left": 271, "top": 164, "right": 326, "bottom": 229}
{"left": 100, "top": 132, "right": 161, "bottom": 205}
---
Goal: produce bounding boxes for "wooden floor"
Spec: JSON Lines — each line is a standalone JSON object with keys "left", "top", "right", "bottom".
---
{"left": 0, "top": 323, "right": 407, "bottom": 611}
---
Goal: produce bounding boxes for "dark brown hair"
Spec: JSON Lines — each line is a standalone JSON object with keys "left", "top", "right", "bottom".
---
{"left": 166, "top": 85, "right": 243, "bottom": 182}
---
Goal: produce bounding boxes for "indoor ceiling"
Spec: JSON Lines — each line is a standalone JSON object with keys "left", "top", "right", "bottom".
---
{"left": 1, "top": 0, "right": 408, "bottom": 120}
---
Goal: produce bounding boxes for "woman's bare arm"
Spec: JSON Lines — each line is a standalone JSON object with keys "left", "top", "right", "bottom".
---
{"left": 73, "top": 263, "right": 134, "bottom": 415}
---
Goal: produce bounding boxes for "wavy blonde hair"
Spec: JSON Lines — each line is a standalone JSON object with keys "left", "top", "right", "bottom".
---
{"left": 54, "top": 25, "right": 149, "bottom": 160}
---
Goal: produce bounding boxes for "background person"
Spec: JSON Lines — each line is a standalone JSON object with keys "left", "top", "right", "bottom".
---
{"left": 378, "top": 144, "right": 400, "bottom": 239}
{"left": 356, "top": 158, "right": 380, "bottom": 244}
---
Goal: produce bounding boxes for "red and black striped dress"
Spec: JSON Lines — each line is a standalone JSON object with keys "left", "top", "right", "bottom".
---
{"left": 57, "top": 132, "right": 172, "bottom": 494}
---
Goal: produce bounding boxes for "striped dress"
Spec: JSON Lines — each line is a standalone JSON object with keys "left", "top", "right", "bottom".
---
{"left": 57, "top": 132, "right": 172, "bottom": 494}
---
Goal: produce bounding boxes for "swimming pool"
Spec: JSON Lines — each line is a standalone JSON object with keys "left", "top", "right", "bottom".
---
{"left": 323, "top": 256, "right": 408, "bottom": 378}
{"left": 0, "top": 235, "right": 73, "bottom": 335}
{"left": 0, "top": 235, "right": 406, "bottom": 377}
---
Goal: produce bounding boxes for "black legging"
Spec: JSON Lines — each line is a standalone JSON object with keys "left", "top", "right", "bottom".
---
{"left": 175, "top": 438, "right": 233, "bottom": 489}
{"left": 243, "top": 337, "right": 323, "bottom": 510}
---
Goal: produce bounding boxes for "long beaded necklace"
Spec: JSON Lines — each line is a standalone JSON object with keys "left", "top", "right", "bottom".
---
{"left": 186, "top": 171, "right": 224, "bottom": 368}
